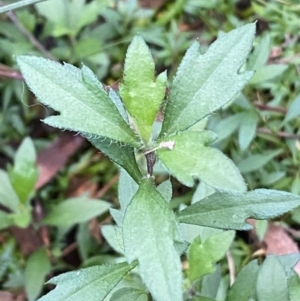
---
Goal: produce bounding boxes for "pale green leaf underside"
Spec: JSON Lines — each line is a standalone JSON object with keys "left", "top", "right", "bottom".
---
{"left": 178, "top": 189, "right": 300, "bottom": 230}
{"left": 157, "top": 131, "right": 246, "bottom": 192}
{"left": 161, "top": 23, "right": 255, "bottom": 136}
{"left": 38, "top": 262, "right": 135, "bottom": 301}
{"left": 256, "top": 256, "right": 289, "bottom": 301}
{"left": 42, "top": 197, "right": 110, "bottom": 227}
{"left": 120, "top": 36, "right": 166, "bottom": 142}
{"left": 123, "top": 179, "right": 182, "bottom": 301}
{"left": 17, "top": 56, "right": 140, "bottom": 146}
{"left": 226, "top": 260, "right": 259, "bottom": 301}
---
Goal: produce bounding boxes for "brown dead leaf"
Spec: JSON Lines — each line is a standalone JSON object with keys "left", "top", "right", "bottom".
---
{"left": 264, "top": 223, "right": 300, "bottom": 276}
{"left": 10, "top": 225, "right": 43, "bottom": 256}
{"left": 0, "top": 290, "right": 26, "bottom": 301}
{"left": 35, "top": 132, "right": 84, "bottom": 189}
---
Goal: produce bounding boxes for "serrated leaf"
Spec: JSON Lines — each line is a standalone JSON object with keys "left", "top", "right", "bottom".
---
{"left": 120, "top": 36, "right": 167, "bottom": 143}
{"left": 8, "top": 137, "right": 38, "bottom": 205}
{"left": 188, "top": 231, "right": 235, "bottom": 281}
{"left": 87, "top": 136, "right": 142, "bottom": 184}
{"left": 37, "top": 262, "right": 136, "bottom": 301}
{"left": 25, "top": 247, "right": 51, "bottom": 301}
{"left": 238, "top": 110, "right": 259, "bottom": 151}
{"left": 109, "top": 287, "right": 148, "bottom": 301}
{"left": 157, "top": 131, "right": 246, "bottom": 191}
{"left": 123, "top": 179, "right": 182, "bottom": 301}
{"left": 256, "top": 255, "right": 289, "bottom": 301}
{"left": 0, "top": 169, "right": 19, "bottom": 212}
{"left": 160, "top": 23, "right": 255, "bottom": 136}
{"left": 226, "top": 260, "right": 259, "bottom": 301}
{"left": 43, "top": 197, "right": 110, "bottom": 227}
{"left": 17, "top": 56, "right": 140, "bottom": 147}
{"left": 178, "top": 189, "right": 300, "bottom": 230}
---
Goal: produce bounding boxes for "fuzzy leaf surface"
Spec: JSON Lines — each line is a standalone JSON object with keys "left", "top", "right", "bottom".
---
{"left": 160, "top": 23, "right": 255, "bottom": 136}
{"left": 17, "top": 56, "right": 140, "bottom": 146}
{"left": 178, "top": 189, "right": 300, "bottom": 230}
{"left": 226, "top": 260, "right": 260, "bottom": 301}
{"left": 256, "top": 255, "right": 289, "bottom": 301}
{"left": 123, "top": 179, "right": 182, "bottom": 301}
{"left": 37, "top": 262, "right": 135, "bottom": 301}
{"left": 157, "top": 131, "right": 246, "bottom": 191}
{"left": 120, "top": 36, "right": 166, "bottom": 142}
{"left": 87, "top": 136, "right": 142, "bottom": 184}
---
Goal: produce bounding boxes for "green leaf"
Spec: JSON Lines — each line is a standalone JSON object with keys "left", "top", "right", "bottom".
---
{"left": 37, "top": 262, "right": 136, "bottom": 301}
{"left": 238, "top": 110, "right": 259, "bottom": 151}
{"left": 226, "top": 260, "right": 259, "bottom": 301}
{"left": 110, "top": 287, "right": 148, "bottom": 301}
{"left": 238, "top": 149, "right": 283, "bottom": 173}
{"left": 43, "top": 197, "right": 110, "bottom": 227}
{"left": 283, "top": 94, "right": 300, "bottom": 124}
{"left": 123, "top": 179, "right": 182, "bottom": 301}
{"left": 247, "top": 34, "right": 270, "bottom": 70}
{"left": 200, "top": 265, "right": 222, "bottom": 299}
{"left": 0, "top": 211, "right": 13, "bottom": 230}
{"left": 250, "top": 64, "right": 288, "bottom": 84}
{"left": 287, "top": 270, "right": 300, "bottom": 301}
{"left": 178, "top": 189, "right": 300, "bottom": 230}
{"left": 120, "top": 36, "right": 167, "bottom": 143}
{"left": 118, "top": 168, "right": 139, "bottom": 212}
{"left": 160, "top": 23, "right": 255, "bottom": 136}
{"left": 35, "top": 0, "right": 108, "bottom": 37}
{"left": 0, "top": 169, "right": 19, "bottom": 212}
{"left": 157, "top": 131, "right": 246, "bottom": 191}
{"left": 17, "top": 56, "right": 140, "bottom": 147}
{"left": 101, "top": 225, "right": 124, "bottom": 254}
{"left": 256, "top": 255, "right": 289, "bottom": 301}
{"left": 87, "top": 136, "right": 142, "bottom": 184}
{"left": 25, "top": 247, "right": 51, "bottom": 301}
{"left": 157, "top": 179, "right": 172, "bottom": 202}
{"left": 188, "top": 231, "right": 235, "bottom": 281}
{"left": 8, "top": 137, "right": 38, "bottom": 205}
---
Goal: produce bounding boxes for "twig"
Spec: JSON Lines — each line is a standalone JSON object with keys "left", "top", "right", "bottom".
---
{"left": 6, "top": 9, "right": 56, "bottom": 61}
{"left": 253, "top": 102, "right": 287, "bottom": 114}
{"left": 257, "top": 127, "right": 300, "bottom": 140}
{"left": 61, "top": 242, "right": 78, "bottom": 257}
{"left": 0, "top": 63, "right": 23, "bottom": 79}
{"left": 226, "top": 251, "right": 235, "bottom": 286}
{"left": 95, "top": 173, "right": 119, "bottom": 199}
{"left": 0, "top": 0, "right": 47, "bottom": 13}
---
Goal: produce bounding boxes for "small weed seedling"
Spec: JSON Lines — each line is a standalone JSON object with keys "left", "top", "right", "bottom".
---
{"left": 17, "top": 23, "right": 300, "bottom": 301}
